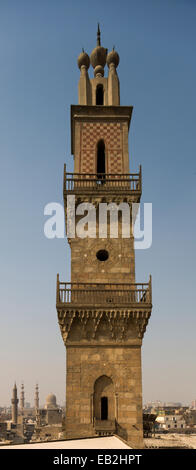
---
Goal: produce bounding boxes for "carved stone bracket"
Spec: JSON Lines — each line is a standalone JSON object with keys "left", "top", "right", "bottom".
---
{"left": 57, "top": 308, "right": 151, "bottom": 343}
{"left": 134, "top": 312, "right": 150, "bottom": 338}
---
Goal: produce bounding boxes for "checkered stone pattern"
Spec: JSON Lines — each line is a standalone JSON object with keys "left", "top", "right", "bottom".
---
{"left": 81, "top": 122, "right": 122, "bottom": 174}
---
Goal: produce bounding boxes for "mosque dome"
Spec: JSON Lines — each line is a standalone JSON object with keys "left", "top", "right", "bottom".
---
{"left": 106, "top": 48, "right": 120, "bottom": 68}
{"left": 45, "top": 393, "right": 57, "bottom": 408}
{"left": 77, "top": 50, "right": 90, "bottom": 70}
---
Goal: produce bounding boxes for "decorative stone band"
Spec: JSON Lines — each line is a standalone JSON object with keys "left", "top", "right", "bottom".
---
{"left": 57, "top": 308, "right": 151, "bottom": 343}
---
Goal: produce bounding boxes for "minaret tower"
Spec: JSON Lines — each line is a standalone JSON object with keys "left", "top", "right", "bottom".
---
{"left": 11, "top": 382, "right": 19, "bottom": 425}
{"left": 20, "top": 383, "right": 25, "bottom": 414}
{"left": 34, "top": 383, "right": 39, "bottom": 410}
{"left": 56, "top": 26, "right": 152, "bottom": 448}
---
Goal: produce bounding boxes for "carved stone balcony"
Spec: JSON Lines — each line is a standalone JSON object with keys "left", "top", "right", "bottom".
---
{"left": 63, "top": 165, "right": 142, "bottom": 203}
{"left": 56, "top": 276, "right": 152, "bottom": 308}
{"left": 56, "top": 276, "right": 152, "bottom": 344}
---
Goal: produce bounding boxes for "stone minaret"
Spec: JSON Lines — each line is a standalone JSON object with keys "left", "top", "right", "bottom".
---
{"left": 34, "top": 383, "right": 39, "bottom": 410}
{"left": 11, "top": 382, "right": 19, "bottom": 424}
{"left": 20, "top": 383, "right": 25, "bottom": 414}
{"left": 56, "top": 26, "right": 152, "bottom": 448}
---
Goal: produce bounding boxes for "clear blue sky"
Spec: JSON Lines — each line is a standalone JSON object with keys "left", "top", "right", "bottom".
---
{"left": 0, "top": 0, "right": 196, "bottom": 407}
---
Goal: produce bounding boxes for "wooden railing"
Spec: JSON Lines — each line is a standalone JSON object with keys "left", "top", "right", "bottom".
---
{"left": 63, "top": 165, "right": 142, "bottom": 193}
{"left": 56, "top": 275, "right": 152, "bottom": 306}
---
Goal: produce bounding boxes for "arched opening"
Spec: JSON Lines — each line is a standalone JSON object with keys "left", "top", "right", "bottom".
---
{"left": 101, "top": 396, "right": 108, "bottom": 420}
{"left": 97, "top": 139, "right": 106, "bottom": 181}
{"left": 93, "top": 375, "right": 115, "bottom": 422}
{"left": 96, "top": 84, "right": 104, "bottom": 105}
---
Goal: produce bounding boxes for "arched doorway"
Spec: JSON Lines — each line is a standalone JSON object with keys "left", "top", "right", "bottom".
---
{"left": 93, "top": 375, "right": 114, "bottom": 421}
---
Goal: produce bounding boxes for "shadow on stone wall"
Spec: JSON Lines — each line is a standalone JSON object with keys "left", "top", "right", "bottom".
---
{"left": 116, "top": 421, "right": 128, "bottom": 442}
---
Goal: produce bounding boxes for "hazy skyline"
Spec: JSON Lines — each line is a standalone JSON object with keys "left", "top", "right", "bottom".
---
{"left": 1, "top": 0, "right": 196, "bottom": 406}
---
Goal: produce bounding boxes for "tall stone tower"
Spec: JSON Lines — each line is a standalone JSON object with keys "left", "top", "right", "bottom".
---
{"left": 11, "top": 382, "right": 19, "bottom": 425}
{"left": 34, "top": 383, "right": 39, "bottom": 410}
{"left": 57, "top": 27, "right": 152, "bottom": 448}
{"left": 20, "top": 383, "right": 25, "bottom": 414}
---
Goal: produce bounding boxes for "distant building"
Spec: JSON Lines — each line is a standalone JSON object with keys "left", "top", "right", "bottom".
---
{"left": 184, "top": 409, "right": 196, "bottom": 427}
{"left": 0, "top": 422, "right": 7, "bottom": 441}
{"left": 1, "top": 384, "right": 35, "bottom": 444}
{"left": 36, "top": 394, "right": 62, "bottom": 426}
{"left": 34, "top": 384, "right": 39, "bottom": 410}
{"left": 164, "top": 402, "right": 182, "bottom": 408}
{"left": 0, "top": 383, "right": 64, "bottom": 445}
{"left": 144, "top": 401, "right": 182, "bottom": 411}
{"left": 156, "top": 414, "right": 186, "bottom": 431}
{"left": 11, "top": 383, "right": 18, "bottom": 425}
{"left": 19, "top": 384, "right": 25, "bottom": 414}
{"left": 32, "top": 393, "right": 63, "bottom": 442}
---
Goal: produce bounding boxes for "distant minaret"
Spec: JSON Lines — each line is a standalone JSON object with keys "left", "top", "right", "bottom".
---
{"left": 11, "top": 382, "right": 19, "bottom": 424}
{"left": 34, "top": 384, "right": 39, "bottom": 410}
{"left": 20, "top": 383, "right": 25, "bottom": 414}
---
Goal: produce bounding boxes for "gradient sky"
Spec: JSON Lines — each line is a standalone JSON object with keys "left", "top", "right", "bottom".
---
{"left": 0, "top": 0, "right": 196, "bottom": 407}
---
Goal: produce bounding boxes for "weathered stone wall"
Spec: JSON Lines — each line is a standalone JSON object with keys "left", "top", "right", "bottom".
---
{"left": 60, "top": 86, "right": 150, "bottom": 450}
{"left": 65, "top": 345, "right": 143, "bottom": 447}
{"left": 70, "top": 236, "right": 135, "bottom": 284}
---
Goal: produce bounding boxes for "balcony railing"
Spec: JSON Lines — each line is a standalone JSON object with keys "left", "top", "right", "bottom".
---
{"left": 63, "top": 165, "right": 142, "bottom": 194}
{"left": 56, "top": 275, "right": 152, "bottom": 306}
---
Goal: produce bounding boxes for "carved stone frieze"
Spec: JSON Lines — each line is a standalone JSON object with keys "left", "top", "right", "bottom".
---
{"left": 57, "top": 308, "right": 151, "bottom": 343}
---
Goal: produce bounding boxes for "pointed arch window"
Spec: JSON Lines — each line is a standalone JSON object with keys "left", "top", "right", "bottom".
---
{"left": 97, "top": 139, "right": 106, "bottom": 181}
{"left": 96, "top": 84, "right": 104, "bottom": 105}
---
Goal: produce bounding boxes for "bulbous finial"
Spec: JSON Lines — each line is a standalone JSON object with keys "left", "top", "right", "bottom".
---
{"left": 107, "top": 47, "right": 120, "bottom": 68}
{"left": 90, "top": 24, "right": 107, "bottom": 77}
{"left": 77, "top": 49, "right": 90, "bottom": 70}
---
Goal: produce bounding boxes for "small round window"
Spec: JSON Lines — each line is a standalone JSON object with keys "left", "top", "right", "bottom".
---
{"left": 96, "top": 250, "right": 109, "bottom": 262}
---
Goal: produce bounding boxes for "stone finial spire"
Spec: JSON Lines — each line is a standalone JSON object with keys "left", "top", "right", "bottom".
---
{"left": 77, "top": 44, "right": 91, "bottom": 105}
{"left": 20, "top": 383, "right": 25, "bottom": 413}
{"left": 107, "top": 46, "right": 120, "bottom": 105}
{"left": 35, "top": 383, "right": 39, "bottom": 410}
{"left": 97, "top": 23, "right": 101, "bottom": 46}
{"left": 11, "top": 382, "right": 19, "bottom": 424}
{"left": 107, "top": 47, "right": 120, "bottom": 69}
{"left": 90, "top": 23, "right": 107, "bottom": 77}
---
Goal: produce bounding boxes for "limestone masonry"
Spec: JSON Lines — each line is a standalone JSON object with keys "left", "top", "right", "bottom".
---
{"left": 56, "top": 26, "right": 152, "bottom": 448}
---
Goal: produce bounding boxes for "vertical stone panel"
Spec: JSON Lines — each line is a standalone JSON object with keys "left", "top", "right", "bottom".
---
{"left": 65, "top": 345, "right": 143, "bottom": 447}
